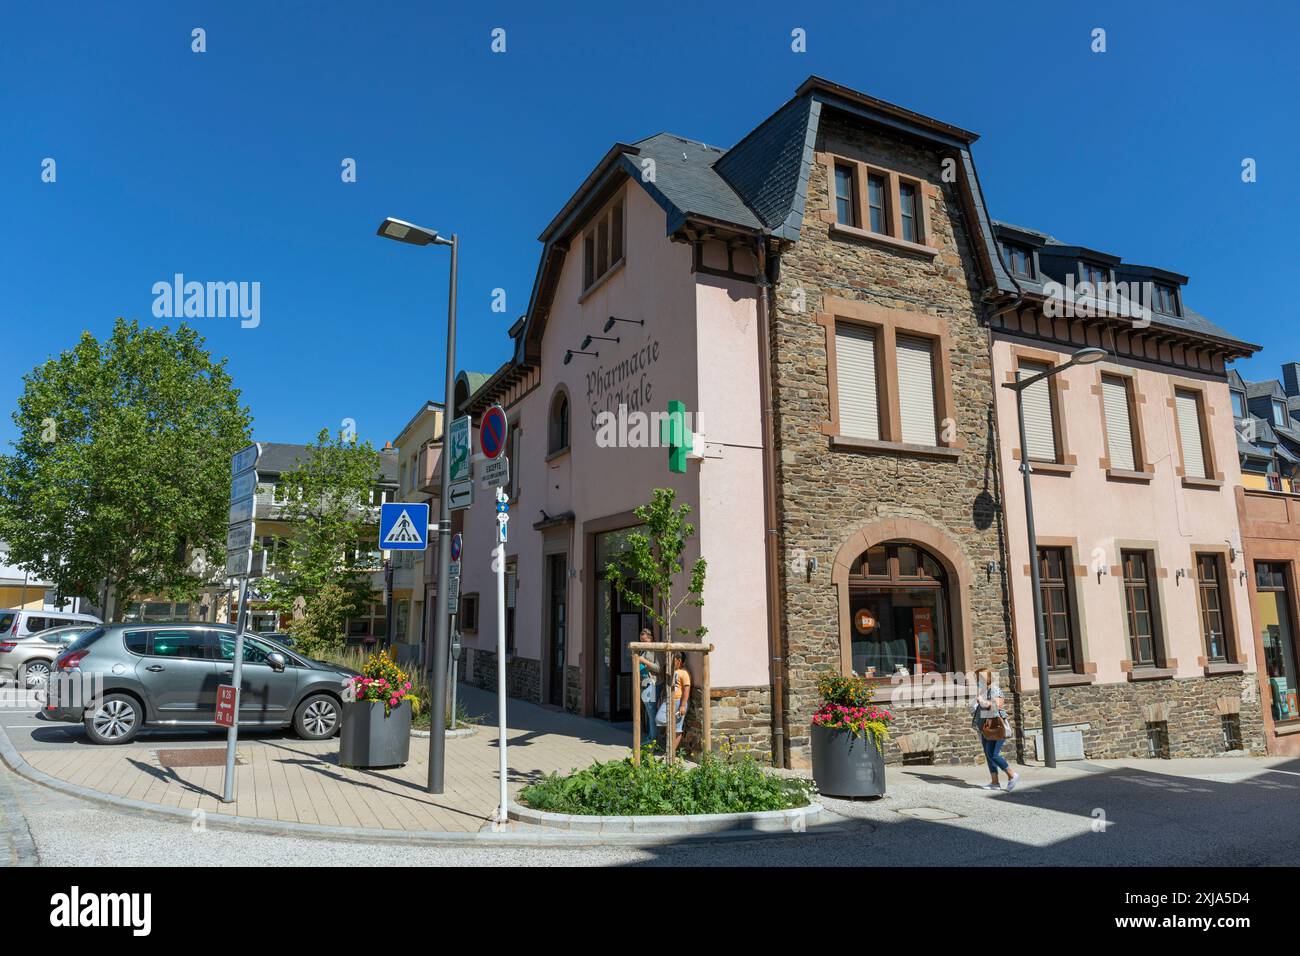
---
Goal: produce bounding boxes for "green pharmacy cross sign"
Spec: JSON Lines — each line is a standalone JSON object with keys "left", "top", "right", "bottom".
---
{"left": 659, "top": 400, "right": 693, "bottom": 474}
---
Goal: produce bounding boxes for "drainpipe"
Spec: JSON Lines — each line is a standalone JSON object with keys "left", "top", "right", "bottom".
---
{"left": 753, "top": 236, "right": 787, "bottom": 768}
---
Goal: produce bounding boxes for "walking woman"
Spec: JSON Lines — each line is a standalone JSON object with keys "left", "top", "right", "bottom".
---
{"left": 972, "top": 666, "right": 1019, "bottom": 791}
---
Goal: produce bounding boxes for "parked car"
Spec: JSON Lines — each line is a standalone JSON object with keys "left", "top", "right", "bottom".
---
{"left": 45, "top": 623, "right": 358, "bottom": 745}
{"left": 0, "top": 624, "right": 95, "bottom": 687}
{"left": 0, "top": 609, "right": 102, "bottom": 641}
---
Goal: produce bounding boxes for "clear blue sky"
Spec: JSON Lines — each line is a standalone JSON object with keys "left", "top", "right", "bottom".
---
{"left": 2, "top": 1, "right": 1296, "bottom": 450}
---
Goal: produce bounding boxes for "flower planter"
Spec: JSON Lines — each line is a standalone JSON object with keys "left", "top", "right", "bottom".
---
{"left": 811, "top": 723, "right": 886, "bottom": 798}
{"left": 339, "top": 700, "right": 411, "bottom": 768}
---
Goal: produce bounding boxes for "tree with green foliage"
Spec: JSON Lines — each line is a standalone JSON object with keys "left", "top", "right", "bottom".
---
{"left": 257, "top": 429, "right": 383, "bottom": 656}
{"left": 0, "top": 319, "right": 251, "bottom": 618}
{"left": 605, "top": 487, "right": 707, "bottom": 763}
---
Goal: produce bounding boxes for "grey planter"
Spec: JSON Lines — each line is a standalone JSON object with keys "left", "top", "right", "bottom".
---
{"left": 810, "top": 723, "right": 886, "bottom": 798}
{"left": 339, "top": 700, "right": 412, "bottom": 768}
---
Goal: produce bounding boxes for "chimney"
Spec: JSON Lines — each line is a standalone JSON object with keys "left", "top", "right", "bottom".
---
{"left": 383, "top": 441, "right": 393, "bottom": 450}
{"left": 1282, "top": 363, "right": 1300, "bottom": 398}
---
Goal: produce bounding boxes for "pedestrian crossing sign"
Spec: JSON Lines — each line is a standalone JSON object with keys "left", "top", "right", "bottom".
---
{"left": 379, "top": 502, "right": 430, "bottom": 551}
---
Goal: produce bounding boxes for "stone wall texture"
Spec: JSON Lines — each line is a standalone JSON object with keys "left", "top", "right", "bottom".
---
{"left": 1016, "top": 674, "right": 1266, "bottom": 759}
{"left": 466, "top": 648, "right": 541, "bottom": 704}
{"left": 771, "top": 111, "right": 1017, "bottom": 768}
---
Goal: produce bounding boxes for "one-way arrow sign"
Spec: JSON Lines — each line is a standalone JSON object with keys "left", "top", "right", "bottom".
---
{"left": 447, "top": 479, "right": 474, "bottom": 511}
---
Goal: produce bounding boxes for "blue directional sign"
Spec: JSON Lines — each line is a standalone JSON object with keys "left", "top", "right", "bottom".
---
{"left": 379, "top": 502, "right": 430, "bottom": 551}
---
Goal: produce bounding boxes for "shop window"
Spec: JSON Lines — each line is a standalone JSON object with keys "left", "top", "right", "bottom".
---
{"left": 1255, "top": 562, "right": 1299, "bottom": 723}
{"left": 847, "top": 542, "right": 952, "bottom": 677}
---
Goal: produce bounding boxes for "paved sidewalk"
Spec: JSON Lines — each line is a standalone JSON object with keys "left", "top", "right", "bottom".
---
{"left": 10, "top": 685, "right": 630, "bottom": 834}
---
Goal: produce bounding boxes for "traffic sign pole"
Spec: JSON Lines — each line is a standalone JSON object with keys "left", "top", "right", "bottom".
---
{"left": 222, "top": 443, "right": 260, "bottom": 804}
{"left": 494, "top": 486, "right": 509, "bottom": 824}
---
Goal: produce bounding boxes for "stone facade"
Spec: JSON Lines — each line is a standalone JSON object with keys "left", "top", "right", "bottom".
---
{"left": 466, "top": 648, "right": 541, "bottom": 704}
{"left": 770, "top": 111, "right": 1016, "bottom": 768}
{"left": 703, "top": 685, "right": 773, "bottom": 760}
{"left": 564, "top": 664, "right": 582, "bottom": 714}
{"left": 1016, "top": 675, "right": 1266, "bottom": 760}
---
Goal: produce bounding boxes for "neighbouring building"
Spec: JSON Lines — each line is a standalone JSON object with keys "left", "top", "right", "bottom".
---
{"left": 988, "top": 222, "right": 1265, "bottom": 760}
{"left": 443, "top": 75, "right": 1272, "bottom": 767}
{"left": 0, "top": 543, "right": 81, "bottom": 612}
{"left": 389, "top": 401, "right": 445, "bottom": 667}
{"left": 244, "top": 442, "right": 399, "bottom": 639}
{"left": 1232, "top": 363, "right": 1300, "bottom": 755}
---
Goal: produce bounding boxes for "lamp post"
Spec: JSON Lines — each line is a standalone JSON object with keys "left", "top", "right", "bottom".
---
{"left": 377, "top": 217, "right": 458, "bottom": 794}
{"left": 1001, "top": 346, "right": 1105, "bottom": 769}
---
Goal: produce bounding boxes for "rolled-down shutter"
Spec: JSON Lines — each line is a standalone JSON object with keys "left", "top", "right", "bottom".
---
{"left": 896, "top": 335, "right": 938, "bottom": 445}
{"left": 1101, "top": 375, "right": 1136, "bottom": 471}
{"left": 835, "top": 323, "right": 880, "bottom": 440}
{"left": 1019, "top": 362, "right": 1058, "bottom": 462}
{"left": 1176, "top": 389, "right": 1208, "bottom": 478}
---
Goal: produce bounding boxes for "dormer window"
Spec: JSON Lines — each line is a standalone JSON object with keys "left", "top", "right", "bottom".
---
{"left": 1153, "top": 282, "right": 1179, "bottom": 315}
{"left": 834, "top": 164, "right": 857, "bottom": 227}
{"left": 1231, "top": 390, "right": 1247, "bottom": 418}
{"left": 825, "top": 156, "right": 932, "bottom": 250}
{"left": 1274, "top": 399, "right": 1289, "bottom": 429}
{"left": 1080, "top": 261, "right": 1109, "bottom": 288}
{"left": 582, "top": 195, "right": 625, "bottom": 293}
{"left": 1001, "top": 241, "right": 1035, "bottom": 279}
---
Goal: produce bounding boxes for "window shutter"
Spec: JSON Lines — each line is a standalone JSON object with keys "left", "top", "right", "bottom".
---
{"left": 1019, "top": 363, "right": 1057, "bottom": 462}
{"left": 835, "top": 324, "right": 879, "bottom": 440}
{"left": 506, "top": 565, "right": 518, "bottom": 609}
{"left": 1101, "top": 375, "right": 1136, "bottom": 471}
{"left": 896, "top": 335, "right": 938, "bottom": 445}
{"left": 1176, "top": 389, "right": 1208, "bottom": 478}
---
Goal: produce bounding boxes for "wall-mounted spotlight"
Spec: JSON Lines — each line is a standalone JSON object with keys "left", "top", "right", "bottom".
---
{"left": 1175, "top": 568, "right": 1187, "bottom": 586}
{"left": 564, "top": 349, "right": 598, "bottom": 365}
{"left": 581, "top": 334, "right": 619, "bottom": 350}
{"left": 1095, "top": 564, "right": 1109, "bottom": 584}
{"left": 604, "top": 315, "right": 645, "bottom": 333}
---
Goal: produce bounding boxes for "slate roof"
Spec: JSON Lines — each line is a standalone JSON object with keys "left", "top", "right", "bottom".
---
{"left": 631, "top": 133, "right": 763, "bottom": 234}
{"left": 990, "top": 221, "right": 1253, "bottom": 350}
{"left": 255, "top": 442, "right": 398, "bottom": 482}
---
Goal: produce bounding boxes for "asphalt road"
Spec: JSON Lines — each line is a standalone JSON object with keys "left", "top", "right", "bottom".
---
{"left": 4, "top": 684, "right": 1299, "bottom": 867}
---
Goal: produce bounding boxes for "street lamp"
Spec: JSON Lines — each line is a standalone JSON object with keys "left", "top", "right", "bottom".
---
{"left": 1002, "top": 346, "right": 1105, "bottom": 769}
{"left": 377, "top": 215, "right": 457, "bottom": 795}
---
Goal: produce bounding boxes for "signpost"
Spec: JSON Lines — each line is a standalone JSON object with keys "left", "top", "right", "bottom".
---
{"left": 479, "top": 456, "right": 509, "bottom": 491}
{"left": 222, "top": 443, "right": 261, "bottom": 803}
{"left": 214, "top": 685, "right": 237, "bottom": 728}
{"left": 447, "top": 480, "right": 474, "bottom": 511}
{"left": 379, "top": 502, "right": 430, "bottom": 550}
{"left": 479, "top": 405, "right": 507, "bottom": 460}
{"left": 449, "top": 415, "right": 472, "bottom": 483}
{"left": 492, "top": 485, "right": 510, "bottom": 824}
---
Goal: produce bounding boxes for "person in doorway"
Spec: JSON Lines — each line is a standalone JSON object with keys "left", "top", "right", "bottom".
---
{"left": 972, "top": 666, "right": 1019, "bottom": 792}
{"left": 638, "top": 629, "right": 660, "bottom": 747}
{"left": 657, "top": 651, "right": 692, "bottom": 749}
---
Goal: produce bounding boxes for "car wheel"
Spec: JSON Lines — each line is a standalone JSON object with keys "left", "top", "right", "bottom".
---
{"left": 84, "top": 694, "right": 142, "bottom": 745}
{"left": 21, "top": 659, "right": 53, "bottom": 688}
{"left": 294, "top": 694, "right": 340, "bottom": 740}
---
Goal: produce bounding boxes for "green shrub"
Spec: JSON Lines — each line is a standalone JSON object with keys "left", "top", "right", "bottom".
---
{"left": 519, "top": 752, "right": 815, "bottom": 816}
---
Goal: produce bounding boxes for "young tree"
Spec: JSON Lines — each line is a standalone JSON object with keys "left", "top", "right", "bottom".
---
{"left": 257, "top": 429, "right": 383, "bottom": 656}
{"left": 605, "top": 487, "right": 707, "bottom": 763}
{"left": 0, "top": 319, "right": 251, "bottom": 617}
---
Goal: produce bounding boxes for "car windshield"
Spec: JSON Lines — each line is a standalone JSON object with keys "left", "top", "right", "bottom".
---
{"left": 64, "top": 627, "right": 107, "bottom": 652}
{"left": 0, "top": 613, "right": 15, "bottom": 632}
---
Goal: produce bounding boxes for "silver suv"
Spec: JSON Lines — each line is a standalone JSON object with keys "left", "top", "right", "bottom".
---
{"left": 45, "top": 623, "right": 357, "bottom": 745}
